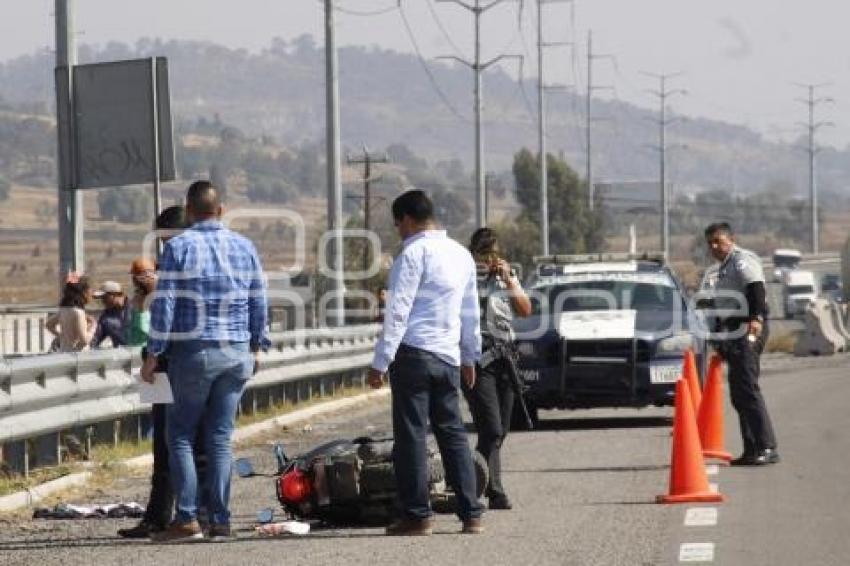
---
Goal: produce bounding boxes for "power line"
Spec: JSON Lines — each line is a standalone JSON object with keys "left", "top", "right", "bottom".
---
{"left": 316, "top": 0, "right": 398, "bottom": 16}
{"left": 318, "top": 0, "right": 471, "bottom": 122}
{"left": 425, "top": 0, "right": 466, "bottom": 57}
{"left": 397, "top": 2, "right": 471, "bottom": 122}
{"left": 515, "top": 11, "right": 541, "bottom": 123}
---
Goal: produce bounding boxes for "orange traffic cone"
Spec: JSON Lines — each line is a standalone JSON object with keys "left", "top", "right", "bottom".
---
{"left": 697, "top": 355, "right": 732, "bottom": 463}
{"left": 657, "top": 379, "right": 725, "bottom": 504}
{"left": 682, "top": 349, "right": 702, "bottom": 416}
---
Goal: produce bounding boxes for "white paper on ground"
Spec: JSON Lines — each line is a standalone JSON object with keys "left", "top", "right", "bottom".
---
{"left": 138, "top": 372, "right": 174, "bottom": 404}
{"left": 281, "top": 520, "right": 310, "bottom": 535}
{"left": 255, "top": 520, "right": 311, "bottom": 536}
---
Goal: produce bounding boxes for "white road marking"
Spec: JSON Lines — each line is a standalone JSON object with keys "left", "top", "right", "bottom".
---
{"left": 679, "top": 542, "right": 715, "bottom": 562}
{"left": 705, "top": 464, "right": 720, "bottom": 476}
{"left": 684, "top": 507, "right": 718, "bottom": 527}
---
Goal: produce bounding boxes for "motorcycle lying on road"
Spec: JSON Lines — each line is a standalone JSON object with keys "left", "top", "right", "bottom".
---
{"left": 242, "top": 437, "right": 488, "bottom": 525}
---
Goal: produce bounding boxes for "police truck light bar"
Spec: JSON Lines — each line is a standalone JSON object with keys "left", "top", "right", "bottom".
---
{"left": 532, "top": 252, "right": 666, "bottom": 265}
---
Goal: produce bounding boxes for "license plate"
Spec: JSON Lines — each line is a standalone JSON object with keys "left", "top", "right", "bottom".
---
{"left": 650, "top": 363, "right": 681, "bottom": 384}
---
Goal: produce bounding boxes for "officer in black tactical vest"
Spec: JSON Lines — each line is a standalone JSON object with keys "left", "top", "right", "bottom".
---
{"left": 704, "top": 222, "right": 779, "bottom": 466}
{"left": 463, "top": 228, "right": 532, "bottom": 509}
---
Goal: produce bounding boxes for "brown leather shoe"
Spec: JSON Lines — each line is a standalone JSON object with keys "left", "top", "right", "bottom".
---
{"left": 150, "top": 520, "right": 204, "bottom": 543}
{"left": 207, "top": 523, "right": 233, "bottom": 540}
{"left": 385, "top": 517, "right": 433, "bottom": 536}
{"left": 461, "top": 517, "right": 484, "bottom": 534}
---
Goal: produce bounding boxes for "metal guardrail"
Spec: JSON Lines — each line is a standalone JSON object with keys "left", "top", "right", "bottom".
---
{"left": 0, "top": 325, "right": 381, "bottom": 456}
{"left": 0, "top": 312, "right": 52, "bottom": 357}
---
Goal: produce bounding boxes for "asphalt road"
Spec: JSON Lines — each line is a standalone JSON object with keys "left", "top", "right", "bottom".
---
{"left": 1, "top": 353, "right": 849, "bottom": 565}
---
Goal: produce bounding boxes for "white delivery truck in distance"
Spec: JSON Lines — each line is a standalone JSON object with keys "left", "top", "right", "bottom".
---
{"left": 772, "top": 248, "right": 801, "bottom": 282}
{"left": 784, "top": 270, "right": 816, "bottom": 318}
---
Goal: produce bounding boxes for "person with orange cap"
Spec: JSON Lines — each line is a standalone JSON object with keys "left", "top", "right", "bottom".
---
{"left": 126, "top": 257, "right": 157, "bottom": 347}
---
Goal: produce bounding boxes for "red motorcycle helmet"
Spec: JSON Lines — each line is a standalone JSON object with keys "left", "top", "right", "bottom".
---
{"left": 278, "top": 468, "right": 313, "bottom": 505}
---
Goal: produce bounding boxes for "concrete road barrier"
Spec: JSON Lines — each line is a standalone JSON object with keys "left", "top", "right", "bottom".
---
{"left": 794, "top": 299, "right": 847, "bottom": 356}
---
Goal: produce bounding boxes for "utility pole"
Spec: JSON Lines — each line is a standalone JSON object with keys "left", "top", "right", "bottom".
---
{"left": 535, "top": 0, "right": 573, "bottom": 256}
{"left": 794, "top": 83, "right": 834, "bottom": 255}
{"left": 437, "top": 0, "right": 521, "bottom": 229}
{"left": 324, "top": 0, "right": 345, "bottom": 327}
{"left": 642, "top": 71, "right": 685, "bottom": 258}
{"left": 584, "top": 30, "right": 614, "bottom": 211}
{"left": 347, "top": 147, "right": 388, "bottom": 275}
{"left": 55, "top": 0, "right": 83, "bottom": 284}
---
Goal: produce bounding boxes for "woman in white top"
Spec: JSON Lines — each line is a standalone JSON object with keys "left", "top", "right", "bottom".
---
{"left": 46, "top": 273, "right": 96, "bottom": 352}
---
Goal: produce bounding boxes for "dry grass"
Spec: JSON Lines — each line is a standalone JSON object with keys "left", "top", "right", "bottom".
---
{"left": 0, "top": 440, "right": 153, "bottom": 498}
{"left": 234, "top": 384, "right": 368, "bottom": 428}
{"left": 0, "top": 464, "right": 74, "bottom": 498}
{"left": 88, "top": 439, "right": 152, "bottom": 468}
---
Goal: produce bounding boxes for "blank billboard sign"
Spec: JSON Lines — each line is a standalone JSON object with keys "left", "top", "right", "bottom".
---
{"left": 72, "top": 57, "right": 175, "bottom": 189}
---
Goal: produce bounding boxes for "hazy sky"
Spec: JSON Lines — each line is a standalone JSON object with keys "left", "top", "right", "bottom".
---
{"left": 2, "top": 0, "right": 849, "bottom": 148}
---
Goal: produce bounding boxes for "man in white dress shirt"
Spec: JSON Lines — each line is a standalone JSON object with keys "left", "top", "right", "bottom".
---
{"left": 368, "top": 189, "right": 485, "bottom": 536}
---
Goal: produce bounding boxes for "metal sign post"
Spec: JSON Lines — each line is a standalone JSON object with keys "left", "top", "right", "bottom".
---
{"left": 55, "top": 0, "right": 84, "bottom": 286}
{"left": 150, "top": 57, "right": 162, "bottom": 220}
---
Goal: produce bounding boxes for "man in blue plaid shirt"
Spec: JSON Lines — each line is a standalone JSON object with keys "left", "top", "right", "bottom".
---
{"left": 142, "top": 180, "right": 269, "bottom": 542}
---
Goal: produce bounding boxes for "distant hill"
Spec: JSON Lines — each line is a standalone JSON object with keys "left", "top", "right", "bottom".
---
{"left": 1, "top": 36, "right": 850, "bottom": 202}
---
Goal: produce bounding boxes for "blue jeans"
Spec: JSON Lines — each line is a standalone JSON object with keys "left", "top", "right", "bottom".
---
{"left": 166, "top": 341, "right": 253, "bottom": 525}
{"left": 389, "top": 344, "right": 484, "bottom": 521}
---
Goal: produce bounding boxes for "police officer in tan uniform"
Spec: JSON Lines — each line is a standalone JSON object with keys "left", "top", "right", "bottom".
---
{"left": 705, "top": 222, "right": 779, "bottom": 466}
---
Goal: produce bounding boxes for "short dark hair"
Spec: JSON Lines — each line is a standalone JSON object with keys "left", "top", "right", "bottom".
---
{"left": 469, "top": 227, "right": 499, "bottom": 256}
{"left": 704, "top": 222, "right": 734, "bottom": 239}
{"left": 392, "top": 190, "right": 434, "bottom": 223}
{"left": 155, "top": 205, "right": 188, "bottom": 230}
{"left": 186, "top": 180, "right": 221, "bottom": 216}
{"left": 59, "top": 276, "right": 91, "bottom": 309}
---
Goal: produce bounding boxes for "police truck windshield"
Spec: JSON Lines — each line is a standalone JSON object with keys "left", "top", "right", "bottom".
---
{"left": 532, "top": 279, "right": 678, "bottom": 314}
